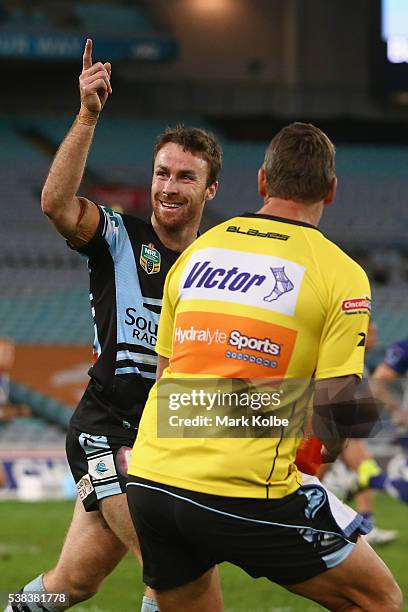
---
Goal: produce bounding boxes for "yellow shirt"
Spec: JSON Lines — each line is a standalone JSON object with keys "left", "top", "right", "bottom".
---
{"left": 128, "top": 214, "right": 371, "bottom": 499}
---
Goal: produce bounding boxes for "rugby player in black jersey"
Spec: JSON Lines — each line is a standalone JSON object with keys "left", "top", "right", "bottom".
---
{"left": 7, "top": 39, "right": 221, "bottom": 612}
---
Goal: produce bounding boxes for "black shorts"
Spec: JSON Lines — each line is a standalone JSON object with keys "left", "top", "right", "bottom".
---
{"left": 66, "top": 425, "right": 134, "bottom": 512}
{"left": 127, "top": 476, "right": 366, "bottom": 590}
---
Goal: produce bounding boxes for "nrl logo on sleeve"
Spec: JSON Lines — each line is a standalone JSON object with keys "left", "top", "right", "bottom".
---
{"left": 140, "top": 243, "right": 161, "bottom": 274}
{"left": 341, "top": 297, "right": 371, "bottom": 315}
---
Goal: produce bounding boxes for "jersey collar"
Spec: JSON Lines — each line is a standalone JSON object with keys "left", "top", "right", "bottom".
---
{"left": 241, "top": 212, "right": 321, "bottom": 232}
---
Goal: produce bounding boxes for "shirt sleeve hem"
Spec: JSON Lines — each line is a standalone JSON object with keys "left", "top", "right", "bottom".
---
{"left": 155, "top": 343, "right": 171, "bottom": 358}
{"left": 315, "top": 367, "right": 364, "bottom": 380}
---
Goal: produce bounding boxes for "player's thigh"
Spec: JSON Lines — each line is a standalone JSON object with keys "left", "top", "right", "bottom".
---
{"left": 284, "top": 536, "right": 403, "bottom": 611}
{"left": 154, "top": 567, "right": 223, "bottom": 612}
{"left": 50, "top": 496, "right": 127, "bottom": 585}
{"left": 99, "top": 492, "right": 142, "bottom": 562}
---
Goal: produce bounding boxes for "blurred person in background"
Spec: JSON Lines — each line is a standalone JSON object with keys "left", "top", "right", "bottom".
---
{"left": 371, "top": 335, "right": 408, "bottom": 427}
{"left": 0, "top": 338, "right": 30, "bottom": 492}
{"left": 356, "top": 335, "right": 408, "bottom": 504}
{"left": 0, "top": 338, "right": 30, "bottom": 422}
{"left": 6, "top": 39, "right": 222, "bottom": 612}
{"left": 319, "top": 322, "right": 399, "bottom": 545}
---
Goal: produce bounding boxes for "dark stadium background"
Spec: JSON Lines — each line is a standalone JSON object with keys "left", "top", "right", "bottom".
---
{"left": 0, "top": 1, "right": 407, "bottom": 610}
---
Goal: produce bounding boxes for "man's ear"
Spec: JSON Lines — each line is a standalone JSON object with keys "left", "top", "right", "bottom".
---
{"left": 324, "top": 176, "right": 337, "bottom": 205}
{"left": 258, "top": 167, "right": 267, "bottom": 198}
{"left": 206, "top": 181, "right": 218, "bottom": 201}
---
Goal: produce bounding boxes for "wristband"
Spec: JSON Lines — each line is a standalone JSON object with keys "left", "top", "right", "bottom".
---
{"left": 77, "top": 105, "right": 99, "bottom": 126}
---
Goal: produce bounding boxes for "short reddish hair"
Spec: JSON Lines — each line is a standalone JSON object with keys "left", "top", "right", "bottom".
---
{"left": 153, "top": 125, "right": 222, "bottom": 187}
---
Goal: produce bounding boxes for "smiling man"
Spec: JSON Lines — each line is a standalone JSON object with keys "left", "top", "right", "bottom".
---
{"left": 151, "top": 137, "right": 219, "bottom": 249}
{"left": 7, "top": 39, "right": 221, "bottom": 612}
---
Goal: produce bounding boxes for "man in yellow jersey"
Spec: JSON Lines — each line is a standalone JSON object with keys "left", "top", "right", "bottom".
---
{"left": 127, "top": 123, "right": 402, "bottom": 611}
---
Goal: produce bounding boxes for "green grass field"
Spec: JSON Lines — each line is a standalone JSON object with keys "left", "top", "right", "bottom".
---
{"left": 0, "top": 495, "right": 407, "bottom": 611}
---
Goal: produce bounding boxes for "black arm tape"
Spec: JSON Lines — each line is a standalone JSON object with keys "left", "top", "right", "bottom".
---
{"left": 313, "top": 397, "right": 383, "bottom": 440}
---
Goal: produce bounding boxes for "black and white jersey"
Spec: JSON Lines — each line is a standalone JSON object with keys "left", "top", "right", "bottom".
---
{"left": 70, "top": 205, "right": 180, "bottom": 439}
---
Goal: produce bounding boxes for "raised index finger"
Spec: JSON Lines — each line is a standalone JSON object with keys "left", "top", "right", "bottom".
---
{"left": 82, "top": 38, "right": 93, "bottom": 71}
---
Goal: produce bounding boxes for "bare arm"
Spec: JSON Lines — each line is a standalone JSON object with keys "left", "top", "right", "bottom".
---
{"left": 156, "top": 356, "right": 169, "bottom": 381}
{"left": 371, "top": 363, "right": 399, "bottom": 412}
{"left": 41, "top": 39, "right": 112, "bottom": 246}
{"left": 372, "top": 362, "right": 399, "bottom": 382}
{"left": 371, "top": 362, "right": 408, "bottom": 425}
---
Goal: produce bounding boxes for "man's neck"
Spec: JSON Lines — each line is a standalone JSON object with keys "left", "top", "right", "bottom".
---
{"left": 151, "top": 215, "right": 198, "bottom": 252}
{"left": 257, "top": 196, "right": 324, "bottom": 227}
